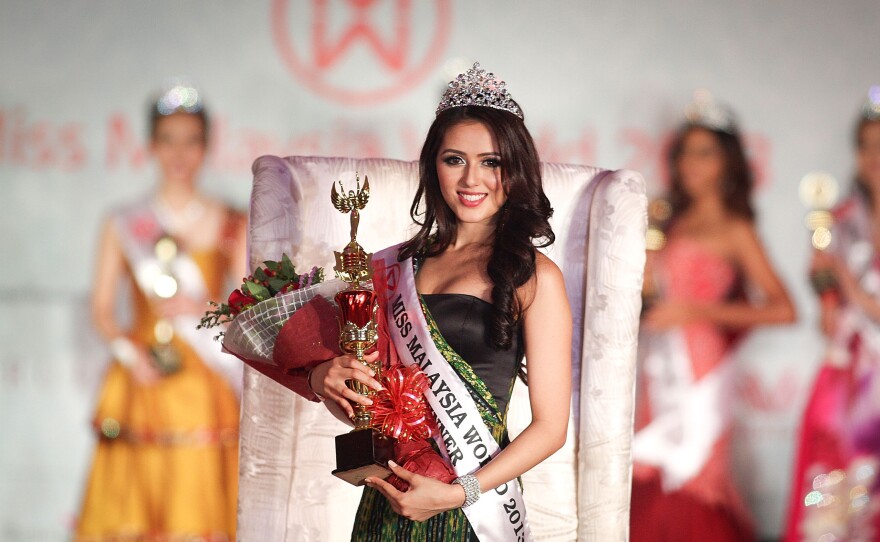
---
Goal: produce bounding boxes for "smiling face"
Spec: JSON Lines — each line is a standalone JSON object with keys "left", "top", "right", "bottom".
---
{"left": 676, "top": 127, "right": 726, "bottom": 200}
{"left": 150, "top": 112, "right": 207, "bottom": 186}
{"left": 435, "top": 121, "right": 506, "bottom": 227}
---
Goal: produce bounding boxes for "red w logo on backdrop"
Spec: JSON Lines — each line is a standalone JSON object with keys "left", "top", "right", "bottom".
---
{"left": 313, "top": 0, "right": 409, "bottom": 71}
{"left": 272, "top": 0, "right": 451, "bottom": 105}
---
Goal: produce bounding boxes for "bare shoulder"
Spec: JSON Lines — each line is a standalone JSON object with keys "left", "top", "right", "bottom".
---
{"left": 522, "top": 252, "right": 572, "bottom": 340}
{"left": 528, "top": 252, "right": 567, "bottom": 306}
{"left": 206, "top": 197, "right": 247, "bottom": 236}
{"left": 204, "top": 196, "right": 243, "bottom": 220}
{"left": 726, "top": 218, "right": 777, "bottom": 270}
{"left": 728, "top": 217, "right": 756, "bottom": 235}
{"left": 99, "top": 212, "right": 122, "bottom": 244}
{"left": 727, "top": 217, "right": 763, "bottom": 249}
{"left": 535, "top": 251, "right": 564, "bottom": 286}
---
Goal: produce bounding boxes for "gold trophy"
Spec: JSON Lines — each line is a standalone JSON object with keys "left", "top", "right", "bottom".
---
{"left": 329, "top": 174, "right": 394, "bottom": 485}
{"left": 799, "top": 171, "right": 839, "bottom": 251}
{"left": 150, "top": 235, "right": 182, "bottom": 375}
{"left": 800, "top": 171, "right": 840, "bottom": 294}
{"left": 642, "top": 198, "right": 672, "bottom": 314}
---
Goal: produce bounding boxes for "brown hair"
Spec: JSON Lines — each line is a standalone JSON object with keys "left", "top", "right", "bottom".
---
{"left": 666, "top": 125, "right": 755, "bottom": 223}
{"left": 853, "top": 117, "right": 880, "bottom": 200}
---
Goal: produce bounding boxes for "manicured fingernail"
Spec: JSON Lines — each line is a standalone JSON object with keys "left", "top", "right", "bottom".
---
{"left": 369, "top": 369, "right": 375, "bottom": 376}
{"left": 364, "top": 398, "right": 373, "bottom": 405}
{"left": 388, "top": 460, "right": 398, "bottom": 468}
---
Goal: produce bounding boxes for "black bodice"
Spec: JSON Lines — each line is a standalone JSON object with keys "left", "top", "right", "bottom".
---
{"left": 421, "top": 293, "right": 524, "bottom": 417}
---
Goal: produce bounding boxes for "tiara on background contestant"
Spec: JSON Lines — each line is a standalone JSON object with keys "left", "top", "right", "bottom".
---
{"left": 683, "top": 89, "right": 737, "bottom": 134}
{"left": 862, "top": 86, "right": 880, "bottom": 120}
{"left": 154, "top": 80, "right": 204, "bottom": 115}
{"left": 436, "top": 62, "right": 523, "bottom": 120}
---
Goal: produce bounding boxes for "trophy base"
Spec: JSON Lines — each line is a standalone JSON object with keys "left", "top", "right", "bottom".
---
{"left": 331, "top": 429, "right": 395, "bottom": 486}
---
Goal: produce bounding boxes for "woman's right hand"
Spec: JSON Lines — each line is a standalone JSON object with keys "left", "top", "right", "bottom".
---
{"left": 308, "top": 351, "right": 383, "bottom": 419}
{"left": 810, "top": 250, "right": 835, "bottom": 274}
{"left": 819, "top": 300, "right": 839, "bottom": 337}
{"left": 130, "top": 345, "right": 162, "bottom": 385}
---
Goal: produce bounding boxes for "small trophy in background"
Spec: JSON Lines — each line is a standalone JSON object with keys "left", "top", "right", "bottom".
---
{"left": 800, "top": 171, "right": 840, "bottom": 293}
{"left": 800, "top": 171, "right": 839, "bottom": 251}
{"left": 645, "top": 198, "right": 672, "bottom": 253}
{"left": 642, "top": 198, "right": 673, "bottom": 313}
{"left": 150, "top": 235, "right": 183, "bottom": 375}
{"left": 329, "top": 174, "right": 394, "bottom": 486}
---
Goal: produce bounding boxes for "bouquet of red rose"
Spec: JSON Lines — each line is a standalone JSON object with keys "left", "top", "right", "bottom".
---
{"left": 199, "top": 253, "right": 324, "bottom": 332}
{"left": 201, "top": 254, "right": 452, "bottom": 488}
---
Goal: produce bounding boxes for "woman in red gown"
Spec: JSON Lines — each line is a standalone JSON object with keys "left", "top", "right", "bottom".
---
{"left": 784, "top": 90, "right": 880, "bottom": 542}
{"left": 630, "top": 93, "right": 796, "bottom": 542}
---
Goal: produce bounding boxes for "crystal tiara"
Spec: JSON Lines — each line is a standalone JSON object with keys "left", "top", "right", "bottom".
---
{"left": 683, "top": 89, "right": 737, "bottom": 134}
{"left": 436, "top": 62, "right": 523, "bottom": 120}
{"left": 154, "top": 79, "right": 204, "bottom": 116}
{"left": 862, "top": 86, "right": 880, "bottom": 121}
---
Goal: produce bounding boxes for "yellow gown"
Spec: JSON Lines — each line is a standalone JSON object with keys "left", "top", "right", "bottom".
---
{"left": 76, "top": 247, "right": 239, "bottom": 542}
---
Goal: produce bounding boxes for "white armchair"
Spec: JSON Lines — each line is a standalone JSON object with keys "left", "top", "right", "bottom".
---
{"left": 237, "top": 155, "right": 646, "bottom": 541}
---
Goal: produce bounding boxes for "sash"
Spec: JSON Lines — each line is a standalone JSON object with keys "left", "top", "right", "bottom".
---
{"left": 631, "top": 329, "right": 734, "bottom": 491}
{"left": 374, "top": 245, "right": 532, "bottom": 542}
{"left": 827, "top": 195, "right": 880, "bottom": 364}
{"left": 114, "top": 199, "right": 243, "bottom": 394}
{"left": 824, "top": 197, "right": 880, "bottom": 444}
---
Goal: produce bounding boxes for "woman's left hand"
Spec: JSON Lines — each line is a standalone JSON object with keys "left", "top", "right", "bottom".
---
{"left": 365, "top": 461, "right": 466, "bottom": 522}
{"left": 829, "top": 257, "right": 859, "bottom": 298}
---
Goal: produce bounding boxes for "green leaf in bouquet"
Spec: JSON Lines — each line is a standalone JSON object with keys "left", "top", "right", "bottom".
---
{"left": 254, "top": 267, "right": 267, "bottom": 282}
{"left": 267, "top": 277, "right": 288, "bottom": 293}
{"left": 244, "top": 280, "right": 270, "bottom": 301}
{"left": 263, "top": 260, "right": 280, "bottom": 272}
{"left": 281, "top": 253, "right": 295, "bottom": 278}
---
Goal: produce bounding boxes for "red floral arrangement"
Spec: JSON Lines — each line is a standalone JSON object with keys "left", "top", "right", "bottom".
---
{"left": 371, "top": 365, "right": 436, "bottom": 442}
{"left": 199, "top": 254, "right": 452, "bottom": 488}
{"left": 198, "top": 253, "right": 324, "bottom": 331}
{"left": 371, "top": 364, "right": 453, "bottom": 491}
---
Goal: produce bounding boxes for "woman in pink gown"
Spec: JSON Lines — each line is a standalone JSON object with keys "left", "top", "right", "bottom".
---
{"left": 630, "top": 95, "right": 796, "bottom": 542}
{"left": 784, "top": 92, "right": 880, "bottom": 542}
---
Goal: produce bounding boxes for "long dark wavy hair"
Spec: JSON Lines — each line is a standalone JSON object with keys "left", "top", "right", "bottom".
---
{"left": 399, "top": 106, "right": 554, "bottom": 350}
{"left": 853, "top": 117, "right": 880, "bottom": 201}
{"left": 666, "top": 124, "right": 755, "bottom": 224}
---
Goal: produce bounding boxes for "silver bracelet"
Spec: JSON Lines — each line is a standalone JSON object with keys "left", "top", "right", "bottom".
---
{"left": 453, "top": 474, "right": 481, "bottom": 508}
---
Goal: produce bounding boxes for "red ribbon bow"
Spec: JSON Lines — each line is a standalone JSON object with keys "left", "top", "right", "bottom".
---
{"left": 370, "top": 364, "right": 437, "bottom": 442}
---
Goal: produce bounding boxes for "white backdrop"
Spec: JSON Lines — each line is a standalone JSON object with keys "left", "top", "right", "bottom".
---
{"left": 2, "top": 1, "right": 880, "bottom": 539}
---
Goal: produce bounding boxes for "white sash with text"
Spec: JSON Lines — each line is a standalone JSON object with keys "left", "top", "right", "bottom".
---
{"left": 115, "top": 201, "right": 242, "bottom": 393}
{"left": 375, "top": 245, "right": 532, "bottom": 542}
